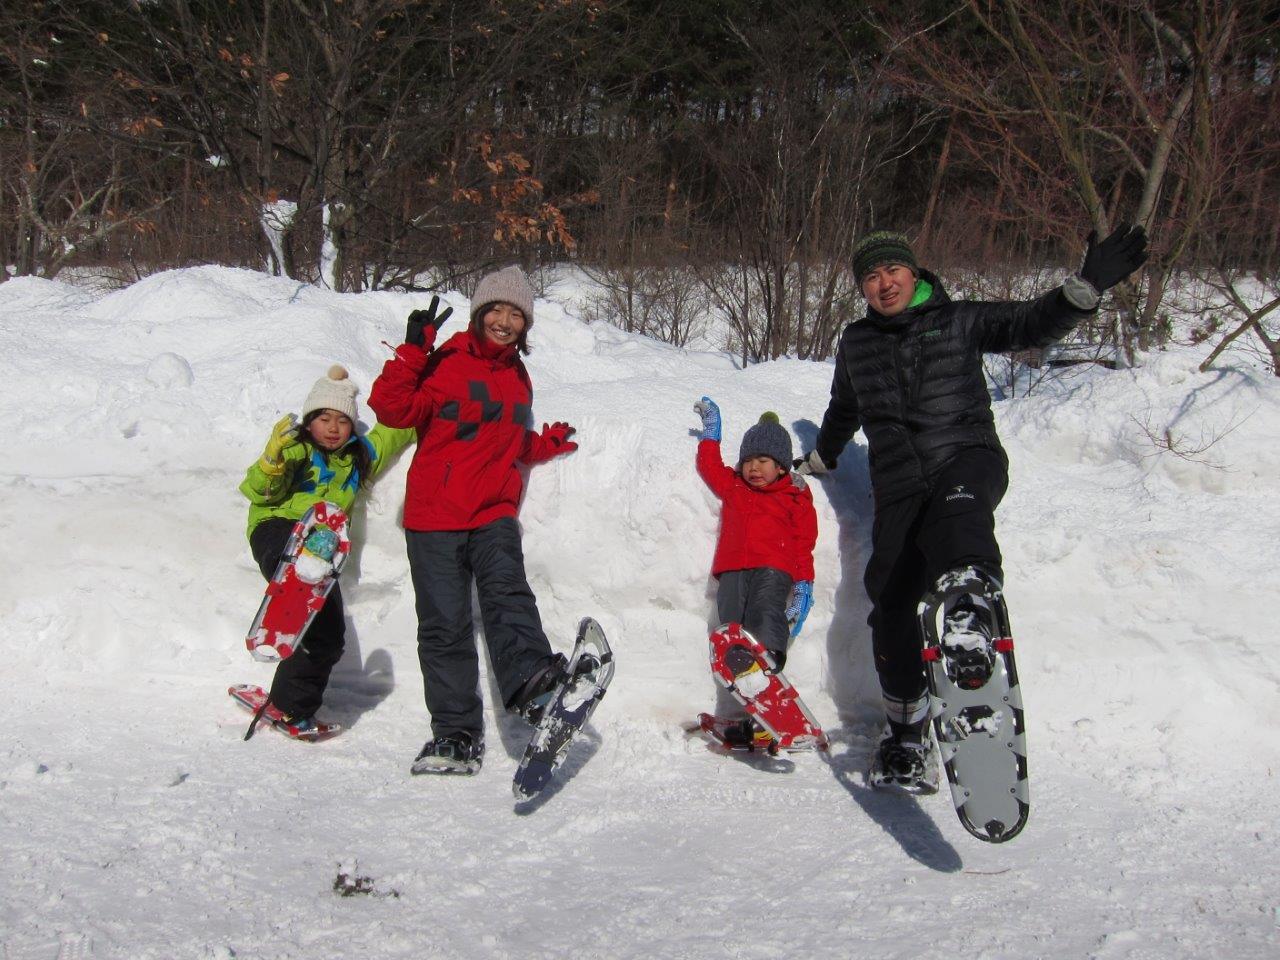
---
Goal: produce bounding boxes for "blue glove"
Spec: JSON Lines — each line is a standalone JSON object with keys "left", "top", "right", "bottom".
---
{"left": 693, "top": 396, "right": 721, "bottom": 442}
{"left": 786, "top": 580, "right": 814, "bottom": 638}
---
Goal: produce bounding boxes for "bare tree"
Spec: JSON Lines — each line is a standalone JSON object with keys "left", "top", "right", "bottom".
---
{"left": 1194, "top": 267, "right": 1280, "bottom": 376}
{"left": 73, "top": 0, "right": 592, "bottom": 290}
{"left": 8, "top": 0, "right": 1273, "bottom": 321}
{"left": 888, "top": 0, "right": 1242, "bottom": 362}
{"left": 577, "top": 262, "right": 709, "bottom": 347}
{"left": 687, "top": 6, "right": 916, "bottom": 363}
{"left": 0, "top": 4, "right": 171, "bottom": 278}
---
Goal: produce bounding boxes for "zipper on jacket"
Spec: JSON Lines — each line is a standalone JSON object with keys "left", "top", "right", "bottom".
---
{"left": 892, "top": 340, "right": 912, "bottom": 422}
{"left": 910, "top": 339, "right": 925, "bottom": 406}
{"left": 893, "top": 337, "right": 927, "bottom": 472}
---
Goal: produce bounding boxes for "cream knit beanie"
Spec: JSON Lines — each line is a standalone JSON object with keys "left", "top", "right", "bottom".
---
{"left": 302, "top": 365, "right": 359, "bottom": 421}
{"left": 470, "top": 266, "right": 535, "bottom": 327}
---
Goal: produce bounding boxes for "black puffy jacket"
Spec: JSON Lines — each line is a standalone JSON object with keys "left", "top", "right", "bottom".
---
{"left": 815, "top": 270, "right": 1095, "bottom": 506}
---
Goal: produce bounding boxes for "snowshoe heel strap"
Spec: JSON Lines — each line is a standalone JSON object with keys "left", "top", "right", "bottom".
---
{"left": 244, "top": 698, "right": 272, "bottom": 741}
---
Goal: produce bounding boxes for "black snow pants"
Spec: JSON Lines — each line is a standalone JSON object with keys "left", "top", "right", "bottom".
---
{"left": 405, "top": 517, "right": 557, "bottom": 739}
{"left": 250, "top": 517, "right": 346, "bottom": 719}
{"left": 716, "top": 566, "right": 795, "bottom": 670}
{"left": 864, "top": 447, "right": 1007, "bottom": 715}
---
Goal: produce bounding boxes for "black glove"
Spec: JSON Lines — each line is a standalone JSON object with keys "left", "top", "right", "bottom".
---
{"left": 405, "top": 295, "right": 453, "bottom": 348}
{"left": 1079, "top": 224, "right": 1149, "bottom": 292}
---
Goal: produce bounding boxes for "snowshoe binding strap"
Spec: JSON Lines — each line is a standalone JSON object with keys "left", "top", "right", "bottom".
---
{"left": 244, "top": 698, "right": 272, "bottom": 741}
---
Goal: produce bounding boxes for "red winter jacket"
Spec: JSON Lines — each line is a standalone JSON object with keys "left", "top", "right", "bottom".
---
{"left": 697, "top": 439, "right": 818, "bottom": 581}
{"left": 369, "top": 330, "right": 564, "bottom": 531}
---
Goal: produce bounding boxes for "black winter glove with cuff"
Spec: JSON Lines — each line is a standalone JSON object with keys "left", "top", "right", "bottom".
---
{"left": 1078, "top": 224, "right": 1149, "bottom": 293}
{"left": 405, "top": 295, "right": 454, "bottom": 349}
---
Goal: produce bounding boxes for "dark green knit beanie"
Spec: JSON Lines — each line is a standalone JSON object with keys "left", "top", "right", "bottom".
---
{"left": 852, "top": 230, "right": 918, "bottom": 282}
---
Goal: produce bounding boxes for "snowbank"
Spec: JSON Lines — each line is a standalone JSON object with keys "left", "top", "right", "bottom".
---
{"left": 1, "top": 267, "right": 1276, "bottom": 959}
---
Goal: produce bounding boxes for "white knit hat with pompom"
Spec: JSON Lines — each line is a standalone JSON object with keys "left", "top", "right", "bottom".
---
{"left": 302, "top": 364, "right": 359, "bottom": 421}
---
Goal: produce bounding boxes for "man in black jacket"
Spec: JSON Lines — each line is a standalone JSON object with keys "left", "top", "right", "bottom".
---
{"left": 797, "top": 226, "right": 1147, "bottom": 791}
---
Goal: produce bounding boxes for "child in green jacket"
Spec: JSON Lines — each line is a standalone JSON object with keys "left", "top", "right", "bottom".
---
{"left": 240, "top": 365, "right": 415, "bottom": 728}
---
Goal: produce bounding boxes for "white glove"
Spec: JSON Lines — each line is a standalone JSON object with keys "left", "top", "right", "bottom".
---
{"left": 794, "top": 449, "right": 831, "bottom": 476}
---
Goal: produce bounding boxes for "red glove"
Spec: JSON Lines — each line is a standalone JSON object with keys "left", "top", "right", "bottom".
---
{"left": 540, "top": 421, "right": 578, "bottom": 455}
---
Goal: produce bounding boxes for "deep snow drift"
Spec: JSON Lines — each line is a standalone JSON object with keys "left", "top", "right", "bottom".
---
{"left": 1, "top": 266, "right": 1276, "bottom": 959}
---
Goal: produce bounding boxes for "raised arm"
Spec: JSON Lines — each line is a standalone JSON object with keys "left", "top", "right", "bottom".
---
{"left": 362, "top": 422, "right": 418, "bottom": 480}
{"left": 977, "top": 224, "right": 1148, "bottom": 354}
{"left": 368, "top": 343, "right": 437, "bottom": 428}
{"left": 239, "top": 422, "right": 307, "bottom": 506}
{"left": 368, "top": 298, "right": 456, "bottom": 428}
{"left": 693, "top": 397, "right": 735, "bottom": 497}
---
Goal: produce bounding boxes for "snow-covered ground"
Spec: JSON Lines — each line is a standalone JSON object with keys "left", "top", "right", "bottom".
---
{"left": 1, "top": 266, "right": 1277, "bottom": 960}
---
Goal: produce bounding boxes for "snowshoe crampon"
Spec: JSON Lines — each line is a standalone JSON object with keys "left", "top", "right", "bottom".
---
{"left": 694, "top": 713, "right": 778, "bottom": 754}
{"left": 866, "top": 731, "right": 940, "bottom": 796}
{"left": 411, "top": 732, "right": 484, "bottom": 776}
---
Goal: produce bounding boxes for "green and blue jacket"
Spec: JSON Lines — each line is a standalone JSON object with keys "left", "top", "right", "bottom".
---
{"left": 239, "top": 423, "right": 416, "bottom": 538}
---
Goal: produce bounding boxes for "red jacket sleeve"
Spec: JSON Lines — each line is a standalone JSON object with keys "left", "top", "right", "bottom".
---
{"left": 696, "top": 439, "right": 735, "bottom": 498}
{"left": 368, "top": 343, "right": 433, "bottom": 428}
{"left": 519, "top": 428, "right": 557, "bottom": 465}
{"left": 790, "top": 483, "right": 818, "bottom": 581}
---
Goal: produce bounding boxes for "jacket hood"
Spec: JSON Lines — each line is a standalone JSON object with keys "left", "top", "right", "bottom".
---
{"left": 745, "top": 471, "right": 805, "bottom": 497}
{"left": 442, "top": 329, "right": 519, "bottom": 367}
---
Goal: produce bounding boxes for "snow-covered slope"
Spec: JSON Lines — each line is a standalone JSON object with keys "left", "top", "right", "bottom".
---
{"left": 1, "top": 267, "right": 1276, "bottom": 959}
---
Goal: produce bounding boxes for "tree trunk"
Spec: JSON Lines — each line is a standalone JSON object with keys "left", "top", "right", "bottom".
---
{"left": 918, "top": 115, "right": 953, "bottom": 252}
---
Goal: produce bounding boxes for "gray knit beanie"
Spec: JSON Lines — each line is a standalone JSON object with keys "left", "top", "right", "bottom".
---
{"left": 738, "top": 412, "right": 793, "bottom": 468}
{"left": 470, "top": 266, "right": 535, "bottom": 327}
{"left": 852, "top": 230, "right": 919, "bottom": 282}
{"left": 301, "top": 365, "right": 359, "bottom": 421}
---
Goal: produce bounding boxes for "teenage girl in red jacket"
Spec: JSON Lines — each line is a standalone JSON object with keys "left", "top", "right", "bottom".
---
{"left": 370, "top": 267, "right": 578, "bottom": 775}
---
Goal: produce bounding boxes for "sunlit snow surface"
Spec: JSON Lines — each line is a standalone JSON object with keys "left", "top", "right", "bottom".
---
{"left": 0, "top": 266, "right": 1277, "bottom": 958}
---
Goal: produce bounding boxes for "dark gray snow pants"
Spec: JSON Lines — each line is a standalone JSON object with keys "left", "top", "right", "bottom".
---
{"left": 716, "top": 566, "right": 795, "bottom": 670}
{"left": 406, "top": 517, "right": 556, "bottom": 739}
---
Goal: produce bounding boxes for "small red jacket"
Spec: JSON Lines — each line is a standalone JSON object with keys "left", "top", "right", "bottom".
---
{"left": 369, "top": 331, "right": 563, "bottom": 531}
{"left": 697, "top": 439, "right": 818, "bottom": 581}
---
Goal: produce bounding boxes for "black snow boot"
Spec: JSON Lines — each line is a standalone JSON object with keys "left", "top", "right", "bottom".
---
{"left": 720, "top": 717, "right": 775, "bottom": 752}
{"left": 867, "top": 727, "right": 939, "bottom": 795}
{"left": 411, "top": 731, "right": 484, "bottom": 776}
{"left": 509, "top": 654, "right": 571, "bottom": 724}
{"left": 941, "top": 597, "right": 996, "bottom": 690}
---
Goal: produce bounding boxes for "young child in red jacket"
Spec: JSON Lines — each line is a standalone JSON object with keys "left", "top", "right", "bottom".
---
{"left": 369, "top": 267, "right": 579, "bottom": 776}
{"left": 693, "top": 397, "right": 818, "bottom": 746}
